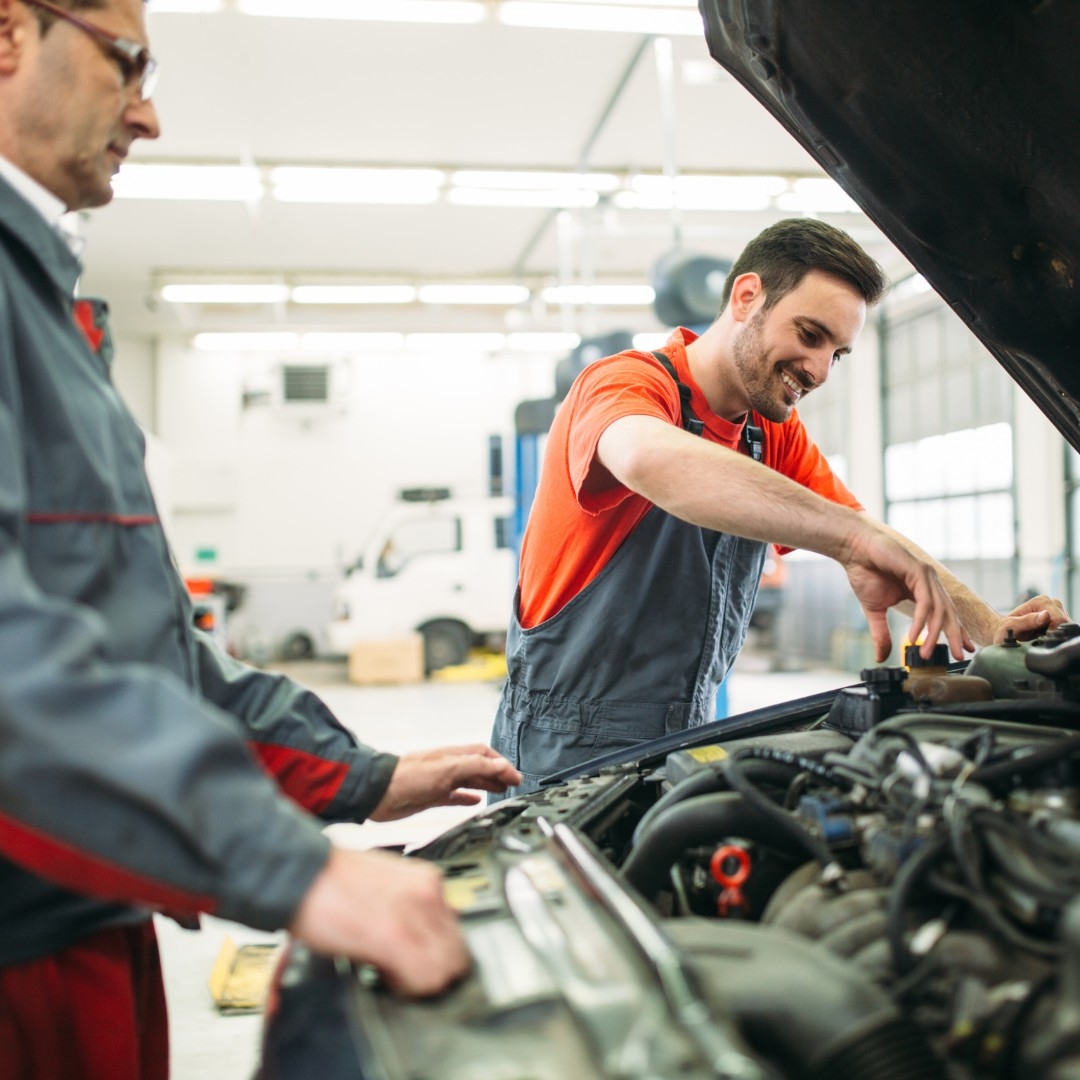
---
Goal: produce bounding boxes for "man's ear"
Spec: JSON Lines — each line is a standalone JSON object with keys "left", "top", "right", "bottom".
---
{"left": 727, "top": 272, "right": 764, "bottom": 324}
{"left": 0, "top": 0, "right": 29, "bottom": 75}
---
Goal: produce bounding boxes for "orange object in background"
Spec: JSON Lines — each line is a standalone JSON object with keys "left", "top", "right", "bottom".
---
{"left": 184, "top": 578, "right": 225, "bottom": 639}
{"left": 759, "top": 545, "right": 787, "bottom": 591}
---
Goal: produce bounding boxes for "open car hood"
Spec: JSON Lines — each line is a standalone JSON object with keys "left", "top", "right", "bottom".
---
{"left": 699, "top": 0, "right": 1080, "bottom": 450}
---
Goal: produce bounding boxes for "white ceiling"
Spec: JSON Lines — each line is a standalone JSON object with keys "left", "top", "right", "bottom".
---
{"left": 78, "top": 4, "right": 909, "bottom": 344}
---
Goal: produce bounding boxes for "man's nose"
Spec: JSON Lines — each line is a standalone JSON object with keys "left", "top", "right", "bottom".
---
{"left": 801, "top": 349, "right": 833, "bottom": 389}
{"left": 126, "top": 97, "right": 161, "bottom": 141}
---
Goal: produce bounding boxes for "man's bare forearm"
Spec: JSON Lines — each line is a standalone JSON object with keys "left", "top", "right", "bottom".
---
{"left": 598, "top": 415, "right": 865, "bottom": 560}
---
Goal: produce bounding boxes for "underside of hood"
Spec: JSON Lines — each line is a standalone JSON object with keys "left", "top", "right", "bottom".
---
{"left": 699, "top": 0, "right": 1080, "bottom": 449}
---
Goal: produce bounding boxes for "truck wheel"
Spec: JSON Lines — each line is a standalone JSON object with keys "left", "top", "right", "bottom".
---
{"left": 420, "top": 621, "right": 471, "bottom": 673}
{"left": 281, "top": 631, "right": 315, "bottom": 661}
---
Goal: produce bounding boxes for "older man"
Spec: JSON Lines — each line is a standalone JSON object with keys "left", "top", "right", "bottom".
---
{"left": 0, "top": 2, "right": 520, "bottom": 1076}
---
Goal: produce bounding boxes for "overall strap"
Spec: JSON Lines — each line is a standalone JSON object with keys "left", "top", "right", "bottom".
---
{"left": 650, "top": 349, "right": 764, "bottom": 461}
{"left": 651, "top": 350, "right": 703, "bottom": 436}
{"left": 743, "top": 421, "right": 764, "bottom": 462}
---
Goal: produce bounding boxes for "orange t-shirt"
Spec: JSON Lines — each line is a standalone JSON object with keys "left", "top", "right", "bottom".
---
{"left": 517, "top": 328, "right": 863, "bottom": 628}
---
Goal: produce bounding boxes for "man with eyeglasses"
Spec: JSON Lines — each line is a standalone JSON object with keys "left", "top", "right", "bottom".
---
{"left": 0, "top": 2, "right": 521, "bottom": 1077}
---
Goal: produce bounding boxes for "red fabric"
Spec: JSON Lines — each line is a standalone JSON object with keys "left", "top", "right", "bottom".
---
{"left": 72, "top": 300, "right": 106, "bottom": 355}
{"left": 26, "top": 513, "right": 159, "bottom": 526}
{"left": 518, "top": 328, "right": 863, "bottom": 628}
{"left": 0, "top": 921, "right": 168, "bottom": 1080}
{"left": 250, "top": 742, "right": 351, "bottom": 815}
{"left": 0, "top": 811, "right": 216, "bottom": 918}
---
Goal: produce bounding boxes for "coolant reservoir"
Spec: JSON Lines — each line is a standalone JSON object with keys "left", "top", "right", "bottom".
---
{"left": 903, "top": 643, "right": 993, "bottom": 705}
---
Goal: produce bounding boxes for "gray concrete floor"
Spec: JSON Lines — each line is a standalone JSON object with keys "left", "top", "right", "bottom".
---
{"left": 161, "top": 653, "right": 853, "bottom": 1079}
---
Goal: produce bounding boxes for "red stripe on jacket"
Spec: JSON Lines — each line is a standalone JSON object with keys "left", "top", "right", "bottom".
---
{"left": 249, "top": 743, "right": 350, "bottom": 815}
{"left": 26, "top": 513, "right": 159, "bottom": 526}
{"left": 0, "top": 811, "right": 217, "bottom": 916}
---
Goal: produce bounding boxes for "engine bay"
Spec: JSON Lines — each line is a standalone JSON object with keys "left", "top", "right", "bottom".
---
{"left": 262, "top": 626, "right": 1080, "bottom": 1079}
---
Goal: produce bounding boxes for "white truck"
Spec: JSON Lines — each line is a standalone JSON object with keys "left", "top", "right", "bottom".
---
{"left": 327, "top": 491, "right": 517, "bottom": 672}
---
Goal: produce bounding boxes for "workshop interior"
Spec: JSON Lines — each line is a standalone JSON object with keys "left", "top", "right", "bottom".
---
{"left": 42, "top": 0, "right": 1080, "bottom": 1078}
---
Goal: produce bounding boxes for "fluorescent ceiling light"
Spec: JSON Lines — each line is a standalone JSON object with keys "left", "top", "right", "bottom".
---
{"left": 291, "top": 285, "right": 417, "bottom": 304}
{"left": 112, "top": 164, "right": 263, "bottom": 202}
{"left": 270, "top": 167, "right": 444, "bottom": 205}
{"left": 542, "top": 284, "right": 655, "bottom": 306}
{"left": 498, "top": 1, "right": 703, "bottom": 35}
{"left": 549, "top": 0, "right": 697, "bottom": 6}
{"left": 618, "top": 174, "right": 786, "bottom": 211}
{"left": 161, "top": 284, "right": 289, "bottom": 304}
{"left": 507, "top": 333, "right": 582, "bottom": 351}
{"left": 150, "top": 0, "right": 222, "bottom": 11}
{"left": 193, "top": 332, "right": 300, "bottom": 351}
{"left": 448, "top": 187, "right": 599, "bottom": 209}
{"left": 418, "top": 285, "right": 530, "bottom": 305}
{"left": 238, "top": 0, "right": 486, "bottom": 23}
{"left": 776, "top": 178, "right": 861, "bottom": 214}
{"left": 632, "top": 332, "right": 670, "bottom": 351}
{"left": 888, "top": 274, "right": 932, "bottom": 304}
{"left": 405, "top": 333, "right": 508, "bottom": 352}
{"left": 450, "top": 170, "right": 620, "bottom": 193}
{"left": 301, "top": 333, "right": 405, "bottom": 351}
{"left": 681, "top": 58, "right": 726, "bottom": 86}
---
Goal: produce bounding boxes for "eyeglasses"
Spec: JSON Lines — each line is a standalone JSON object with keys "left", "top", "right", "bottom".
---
{"left": 22, "top": 0, "right": 158, "bottom": 101}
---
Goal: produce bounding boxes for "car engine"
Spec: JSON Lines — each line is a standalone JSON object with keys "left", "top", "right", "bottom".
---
{"left": 261, "top": 627, "right": 1080, "bottom": 1080}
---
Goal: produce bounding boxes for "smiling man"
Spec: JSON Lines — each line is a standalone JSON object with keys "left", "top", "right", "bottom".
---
{"left": 0, "top": 1, "right": 521, "bottom": 1077}
{"left": 490, "top": 218, "right": 1069, "bottom": 797}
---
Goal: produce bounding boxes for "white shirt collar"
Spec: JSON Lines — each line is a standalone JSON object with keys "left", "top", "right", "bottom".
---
{"left": 0, "top": 155, "right": 84, "bottom": 256}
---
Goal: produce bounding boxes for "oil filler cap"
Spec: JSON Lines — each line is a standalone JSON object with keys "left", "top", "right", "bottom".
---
{"left": 904, "top": 643, "right": 950, "bottom": 669}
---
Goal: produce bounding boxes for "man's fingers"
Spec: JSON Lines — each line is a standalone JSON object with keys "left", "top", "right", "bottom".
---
{"left": 444, "top": 790, "right": 482, "bottom": 807}
{"left": 996, "top": 611, "right": 1053, "bottom": 644}
{"left": 865, "top": 609, "right": 892, "bottom": 663}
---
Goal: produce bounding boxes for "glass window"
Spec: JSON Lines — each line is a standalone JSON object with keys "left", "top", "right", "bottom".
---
{"left": 378, "top": 516, "right": 460, "bottom": 576}
{"left": 882, "top": 298, "right": 1016, "bottom": 609}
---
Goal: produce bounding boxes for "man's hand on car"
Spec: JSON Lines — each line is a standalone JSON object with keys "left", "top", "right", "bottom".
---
{"left": 369, "top": 744, "right": 522, "bottom": 821}
{"left": 289, "top": 847, "right": 470, "bottom": 996}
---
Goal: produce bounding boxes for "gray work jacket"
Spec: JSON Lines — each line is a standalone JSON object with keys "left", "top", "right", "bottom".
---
{"left": 0, "top": 177, "right": 394, "bottom": 966}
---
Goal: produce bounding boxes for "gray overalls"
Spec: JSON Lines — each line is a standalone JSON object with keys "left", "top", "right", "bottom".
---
{"left": 490, "top": 354, "right": 768, "bottom": 798}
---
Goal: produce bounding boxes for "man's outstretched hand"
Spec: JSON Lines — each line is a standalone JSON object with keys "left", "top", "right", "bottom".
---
{"left": 370, "top": 744, "right": 522, "bottom": 822}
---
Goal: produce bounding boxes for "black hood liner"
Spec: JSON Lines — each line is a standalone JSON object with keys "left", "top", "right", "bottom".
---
{"left": 699, "top": 0, "right": 1080, "bottom": 449}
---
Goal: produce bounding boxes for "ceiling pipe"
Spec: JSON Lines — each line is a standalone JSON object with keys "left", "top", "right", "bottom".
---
{"left": 653, "top": 35, "right": 683, "bottom": 250}
{"left": 511, "top": 34, "right": 654, "bottom": 281}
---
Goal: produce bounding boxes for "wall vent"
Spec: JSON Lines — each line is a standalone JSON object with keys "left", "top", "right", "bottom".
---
{"left": 282, "top": 364, "right": 330, "bottom": 404}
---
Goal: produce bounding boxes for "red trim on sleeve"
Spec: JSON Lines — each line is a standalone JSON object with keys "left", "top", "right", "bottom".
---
{"left": 72, "top": 299, "right": 106, "bottom": 354}
{"left": 26, "top": 513, "right": 160, "bottom": 527}
{"left": 0, "top": 811, "right": 217, "bottom": 916}
{"left": 248, "top": 743, "right": 350, "bottom": 815}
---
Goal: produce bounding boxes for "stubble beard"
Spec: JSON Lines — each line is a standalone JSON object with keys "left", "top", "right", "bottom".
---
{"left": 732, "top": 311, "right": 793, "bottom": 424}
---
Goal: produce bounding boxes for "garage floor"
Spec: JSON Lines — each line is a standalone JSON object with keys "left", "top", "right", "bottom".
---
{"left": 160, "top": 654, "right": 854, "bottom": 1080}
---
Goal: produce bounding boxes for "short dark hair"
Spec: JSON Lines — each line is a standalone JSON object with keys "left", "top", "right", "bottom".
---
{"left": 720, "top": 218, "right": 888, "bottom": 312}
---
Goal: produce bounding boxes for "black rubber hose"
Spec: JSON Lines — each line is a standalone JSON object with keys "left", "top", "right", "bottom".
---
{"left": 721, "top": 752, "right": 837, "bottom": 869}
{"left": 630, "top": 759, "right": 798, "bottom": 847}
{"left": 620, "top": 792, "right": 819, "bottom": 900}
{"left": 885, "top": 830, "right": 951, "bottom": 976}
{"left": 666, "top": 919, "right": 948, "bottom": 1080}
{"left": 971, "top": 731, "right": 1080, "bottom": 788}
{"left": 810, "top": 1016, "right": 948, "bottom": 1080}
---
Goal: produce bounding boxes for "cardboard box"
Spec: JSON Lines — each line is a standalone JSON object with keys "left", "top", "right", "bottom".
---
{"left": 348, "top": 634, "right": 425, "bottom": 685}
